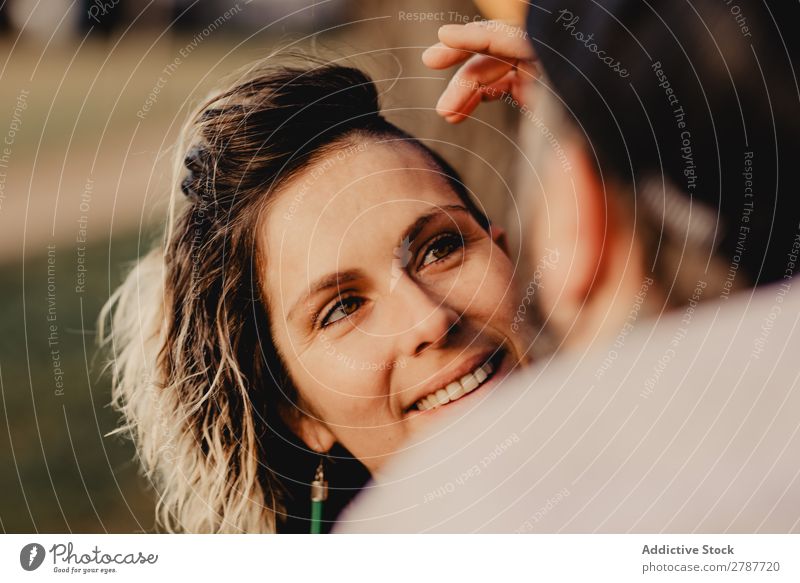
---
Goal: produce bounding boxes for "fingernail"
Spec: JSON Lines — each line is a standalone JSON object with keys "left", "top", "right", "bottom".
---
{"left": 435, "top": 93, "right": 450, "bottom": 112}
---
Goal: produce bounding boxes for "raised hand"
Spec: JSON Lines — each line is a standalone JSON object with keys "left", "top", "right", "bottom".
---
{"left": 422, "top": 20, "right": 538, "bottom": 123}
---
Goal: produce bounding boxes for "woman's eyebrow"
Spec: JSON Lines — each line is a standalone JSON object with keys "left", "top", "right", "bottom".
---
{"left": 401, "top": 204, "right": 469, "bottom": 245}
{"left": 287, "top": 205, "right": 470, "bottom": 323}
{"left": 289, "top": 269, "right": 364, "bottom": 323}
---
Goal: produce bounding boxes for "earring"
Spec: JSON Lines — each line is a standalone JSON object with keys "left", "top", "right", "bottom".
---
{"left": 310, "top": 457, "right": 328, "bottom": 534}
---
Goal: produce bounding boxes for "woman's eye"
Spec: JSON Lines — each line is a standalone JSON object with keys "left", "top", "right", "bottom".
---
{"left": 419, "top": 233, "right": 464, "bottom": 268}
{"left": 320, "top": 296, "right": 362, "bottom": 328}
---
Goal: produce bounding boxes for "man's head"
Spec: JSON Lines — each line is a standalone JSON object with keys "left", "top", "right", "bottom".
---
{"left": 519, "top": 0, "right": 800, "bottom": 349}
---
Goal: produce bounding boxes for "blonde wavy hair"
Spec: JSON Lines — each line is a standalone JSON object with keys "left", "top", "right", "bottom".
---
{"left": 99, "top": 57, "right": 487, "bottom": 533}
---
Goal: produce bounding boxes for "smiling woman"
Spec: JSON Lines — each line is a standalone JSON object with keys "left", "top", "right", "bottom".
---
{"left": 99, "top": 56, "right": 531, "bottom": 533}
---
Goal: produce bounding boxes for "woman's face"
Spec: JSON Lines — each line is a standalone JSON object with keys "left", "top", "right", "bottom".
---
{"left": 261, "top": 140, "right": 529, "bottom": 472}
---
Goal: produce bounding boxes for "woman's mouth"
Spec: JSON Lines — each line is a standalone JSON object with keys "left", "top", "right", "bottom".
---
{"left": 409, "top": 348, "right": 506, "bottom": 412}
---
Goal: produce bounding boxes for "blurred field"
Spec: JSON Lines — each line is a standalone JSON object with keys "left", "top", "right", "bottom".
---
{"left": 0, "top": 231, "right": 157, "bottom": 532}
{"left": 0, "top": 0, "right": 519, "bottom": 532}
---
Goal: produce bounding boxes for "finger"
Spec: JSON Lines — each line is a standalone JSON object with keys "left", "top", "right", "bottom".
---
{"left": 435, "top": 54, "right": 514, "bottom": 119}
{"left": 479, "top": 70, "right": 517, "bottom": 101}
{"left": 437, "top": 21, "right": 536, "bottom": 62}
{"left": 422, "top": 42, "right": 472, "bottom": 70}
{"left": 442, "top": 90, "right": 483, "bottom": 124}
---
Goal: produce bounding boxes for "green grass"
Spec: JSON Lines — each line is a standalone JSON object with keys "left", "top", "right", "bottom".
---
{"left": 0, "top": 229, "right": 158, "bottom": 533}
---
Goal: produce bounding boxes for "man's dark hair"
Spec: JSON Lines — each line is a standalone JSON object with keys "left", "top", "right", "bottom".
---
{"left": 527, "top": 0, "right": 800, "bottom": 285}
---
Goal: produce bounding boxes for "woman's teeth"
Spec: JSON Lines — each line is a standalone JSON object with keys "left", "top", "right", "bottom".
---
{"left": 414, "top": 359, "right": 495, "bottom": 411}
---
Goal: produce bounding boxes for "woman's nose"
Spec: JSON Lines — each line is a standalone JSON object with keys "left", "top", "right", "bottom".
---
{"left": 390, "top": 274, "right": 459, "bottom": 357}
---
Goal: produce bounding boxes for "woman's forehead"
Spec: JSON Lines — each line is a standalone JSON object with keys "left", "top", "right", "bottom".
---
{"left": 261, "top": 142, "right": 464, "bottom": 301}
{"left": 266, "top": 142, "right": 460, "bottom": 247}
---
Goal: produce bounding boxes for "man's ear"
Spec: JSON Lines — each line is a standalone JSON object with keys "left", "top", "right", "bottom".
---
{"left": 281, "top": 404, "right": 336, "bottom": 454}
{"left": 489, "top": 223, "right": 510, "bottom": 255}
{"left": 530, "top": 136, "right": 608, "bottom": 319}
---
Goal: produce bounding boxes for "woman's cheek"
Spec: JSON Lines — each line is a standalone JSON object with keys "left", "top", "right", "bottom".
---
{"left": 301, "top": 342, "right": 392, "bottom": 403}
{"left": 459, "top": 250, "right": 515, "bottom": 311}
{"left": 292, "top": 364, "right": 373, "bottom": 428}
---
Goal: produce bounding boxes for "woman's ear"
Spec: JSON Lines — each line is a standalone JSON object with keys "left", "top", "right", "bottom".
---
{"left": 489, "top": 223, "right": 510, "bottom": 254}
{"left": 281, "top": 404, "right": 336, "bottom": 454}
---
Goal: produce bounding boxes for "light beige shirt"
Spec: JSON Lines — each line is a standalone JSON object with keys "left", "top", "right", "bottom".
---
{"left": 336, "top": 282, "right": 800, "bottom": 532}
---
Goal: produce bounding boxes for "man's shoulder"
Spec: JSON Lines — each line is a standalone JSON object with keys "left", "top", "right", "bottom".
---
{"left": 336, "top": 283, "right": 800, "bottom": 532}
